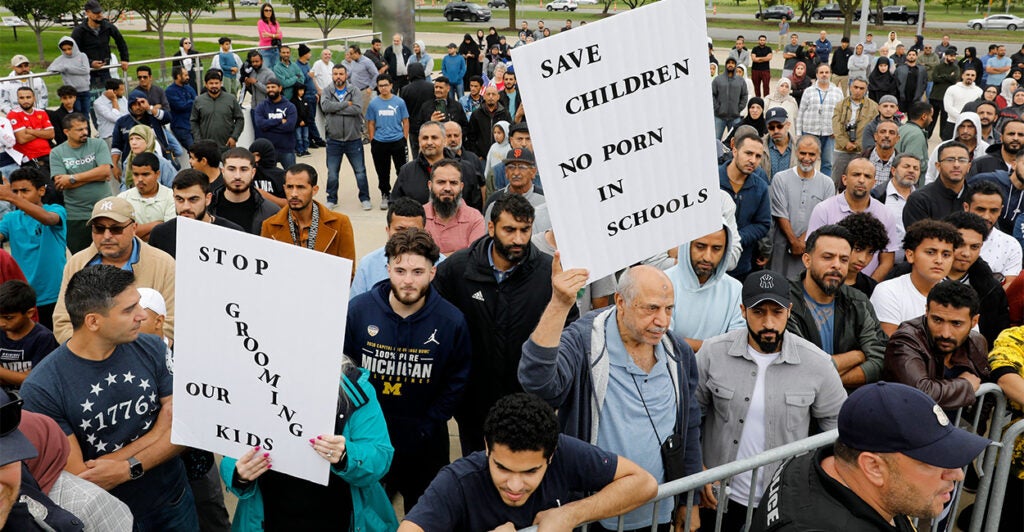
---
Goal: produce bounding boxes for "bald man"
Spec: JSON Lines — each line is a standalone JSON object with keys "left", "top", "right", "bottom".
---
{"left": 520, "top": 261, "right": 704, "bottom": 531}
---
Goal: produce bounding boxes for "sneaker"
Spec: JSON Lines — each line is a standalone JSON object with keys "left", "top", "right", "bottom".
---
{"left": 361, "top": 200, "right": 372, "bottom": 211}
{"left": 380, "top": 195, "right": 389, "bottom": 210}
{"left": 326, "top": 201, "right": 337, "bottom": 210}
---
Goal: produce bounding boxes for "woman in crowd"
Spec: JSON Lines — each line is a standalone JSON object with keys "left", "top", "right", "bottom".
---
{"left": 848, "top": 43, "right": 871, "bottom": 81}
{"left": 980, "top": 84, "right": 1000, "bottom": 104}
{"left": 485, "top": 26, "right": 501, "bottom": 50}
{"left": 1000, "top": 88, "right": 1024, "bottom": 127}
{"left": 121, "top": 124, "right": 177, "bottom": 189}
{"left": 736, "top": 64, "right": 755, "bottom": 106}
{"left": 960, "top": 47, "right": 985, "bottom": 78}
{"left": 172, "top": 37, "right": 201, "bottom": 93}
{"left": 407, "top": 40, "right": 433, "bottom": 80}
{"left": 789, "top": 61, "right": 812, "bottom": 106}
{"left": 223, "top": 358, "right": 398, "bottom": 532}
{"left": 725, "top": 97, "right": 767, "bottom": 145}
{"left": 764, "top": 77, "right": 798, "bottom": 120}
{"left": 998, "top": 78, "right": 1018, "bottom": 109}
{"left": 868, "top": 59, "right": 899, "bottom": 103}
{"left": 257, "top": 3, "right": 282, "bottom": 70}
{"left": 459, "top": 33, "right": 481, "bottom": 78}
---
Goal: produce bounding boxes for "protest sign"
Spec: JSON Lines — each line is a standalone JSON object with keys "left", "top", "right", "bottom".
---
{"left": 511, "top": 0, "right": 721, "bottom": 280}
{"left": 171, "top": 218, "right": 351, "bottom": 485}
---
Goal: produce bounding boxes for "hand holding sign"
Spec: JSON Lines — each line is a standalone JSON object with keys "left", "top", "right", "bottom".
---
{"left": 235, "top": 446, "right": 272, "bottom": 482}
{"left": 551, "top": 251, "right": 589, "bottom": 307}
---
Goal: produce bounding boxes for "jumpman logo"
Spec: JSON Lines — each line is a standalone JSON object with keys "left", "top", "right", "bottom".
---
{"left": 424, "top": 329, "right": 440, "bottom": 345}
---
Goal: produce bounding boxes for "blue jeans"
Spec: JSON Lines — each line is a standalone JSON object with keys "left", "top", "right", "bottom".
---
{"left": 74, "top": 91, "right": 92, "bottom": 125}
{"left": 295, "top": 126, "right": 309, "bottom": 153}
{"left": 261, "top": 47, "right": 279, "bottom": 71}
{"left": 449, "top": 82, "right": 463, "bottom": 100}
{"left": 133, "top": 485, "right": 198, "bottom": 532}
{"left": 817, "top": 134, "right": 835, "bottom": 176}
{"left": 714, "top": 116, "right": 741, "bottom": 141}
{"left": 326, "top": 138, "right": 369, "bottom": 203}
{"left": 278, "top": 151, "right": 296, "bottom": 171}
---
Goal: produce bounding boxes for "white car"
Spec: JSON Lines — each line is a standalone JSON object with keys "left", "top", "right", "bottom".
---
{"left": 968, "top": 14, "right": 1024, "bottom": 30}
{"left": 546, "top": 0, "right": 578, "bottom": 11}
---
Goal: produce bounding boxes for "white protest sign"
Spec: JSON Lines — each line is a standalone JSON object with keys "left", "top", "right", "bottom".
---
{"left": 511, "top": 0, "right": 721, "bottom": 280}
{"left": 171, "top": 217, "right": 351, "bottom": 485}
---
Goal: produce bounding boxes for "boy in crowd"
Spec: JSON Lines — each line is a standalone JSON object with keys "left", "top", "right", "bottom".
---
{"left": 0, "top": 280, "right": 58, "bottom": 391}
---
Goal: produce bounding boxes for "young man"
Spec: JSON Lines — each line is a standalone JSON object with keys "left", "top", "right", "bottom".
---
{"left": 351, "top": 197, "right": 431, "bottom": 297}
{"left": 871, "top": 220, "right": 963, "bottom": 336}
{"left": 49, "top": 85, "right": 81, "bottom": 146}
{"left": 47, "top": 112, "right": 113, "bottom": 254}
{"left": 346, "top": 227, "right": 471, "bottom": 513}
{"left": 424, "top": 159, "right": 485, "bottom": 255}
{"left": 398, "top": 393, "right": 657, "bottom": 532}
{"left": 7, "top": 87, "right": 54, "bottom": 169}
{"left": 261, "top": 163, "right": 355, "bottom": 265}
{"left": 116, "top": 152, "right": 175, "bottom": 241}
{"left": 719, "top": 132, "right": 770, "bottom": 280}
{"left": 942, "top": 211, "right": 1010, "bottom": 348}
{"left": 209, "top": 147, "right": 280, "bottom": 235}
{"left": 904, "top": 141, "right": 971, "bottom": 228}
{"left": 190, "top": 69, "right": 245, "bottom": 152}
{"left": 0, "top": 167, "right": 66, "bottom": 330}
{"left": 148, "top": 169, "right": 244, "bottom": 258}
{"left": 965, "top": 180, "right": 1022, "bottom": 286}
{"left": 836, "top": 212, "right": 890, "bottom": 298}
{"left": 0, "top": 280, "right": 58, "bottom": 391}
{"left": 165, "top": 66, "right": 197, "bottom": 150}
{"left": 459, "top": 75, "right": 484, "bottom": 116}
{"left": 750, "top": 35, "right": 773, "bottom": 98}
{"left": 20, "top": 266, "right": 198, "bottom": 530}
{"left": 366, "top": 74, "right": 410, "bottom": 211}
{"left": 253, "top": 78, "right": 298, "bottom": 170}
{"left": 93, "top": 78, "right": 126, "bottom": 148}
{"left": 47, "top": 39, "right": 90, "bottom": 120}
{"left": 320, "top": 64, "right": 370, "bottom": 210}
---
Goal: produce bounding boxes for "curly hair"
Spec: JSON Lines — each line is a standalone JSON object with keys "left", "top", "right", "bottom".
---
{"left": 927, "top": 280, "right": 980, "bottom": 316}
{"left": 484, "top": 393, "right": 560, "bottom": 459}
{"left": 836, "top": 212, "right": 890, "bottom": 254}
{"left": 902, "top": 219, "right": 963, "bottom": 252}
{"left": 943, "top": 211, "right": 990, "bottom": 240}
{"left": 385, "top": 228, "right": 441, "bottom": 265}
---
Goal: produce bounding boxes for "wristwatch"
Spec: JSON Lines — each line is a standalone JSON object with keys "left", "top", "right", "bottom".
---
{"left": 68, "top": 174, "right": 77, "bottom": 185}
{"left": 127, "top": 457, "right": 144, "bottom": 480}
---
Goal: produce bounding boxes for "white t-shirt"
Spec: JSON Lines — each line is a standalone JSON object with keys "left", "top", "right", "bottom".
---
{"left": 981, "top": 228, "right": 1023, "bottom": 279}
{"left": 730, "top": 346, "right": 780, "bottom": 507}
{"left": 870, "top": 274, "right": 927, "bottom": 328}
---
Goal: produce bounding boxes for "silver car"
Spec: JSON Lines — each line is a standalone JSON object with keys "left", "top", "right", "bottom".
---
{"left": 968, "top": 14, "right": 1024, "bottom": 30}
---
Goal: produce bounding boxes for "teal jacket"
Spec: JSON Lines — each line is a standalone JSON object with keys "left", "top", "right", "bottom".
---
{"left": 221, "top": 367, "right": 399, "bottom": 532}
{"left": 272, "top": 59, "right": 305, "bottom": 101}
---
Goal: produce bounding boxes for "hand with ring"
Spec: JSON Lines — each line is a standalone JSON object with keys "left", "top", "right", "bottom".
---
{"left": 310, "top": 434, "right": 347, "bottom": 464}
{"left": 235, "top": 446, "right": 272, "bottom": 482}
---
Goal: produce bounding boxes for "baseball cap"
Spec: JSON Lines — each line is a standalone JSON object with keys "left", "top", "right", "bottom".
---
{"left": 505, "top": 147, "right": 536, "bottom": 165}
{"left": 10, "top": 55, "right": 29, "bottom": 67}
{"left": 838, "top": 382, "right": 991, "bottom": 469}
{"left": 265, "top": 77, "right": 282, "bottom": 87}
{"left": 945, "top": 46, "right": 958, "bottom": 56}
{"left": 448, "top": 42, "right": 457, "bottom": 49}
{"left": 765, "top": 107, "right": 788, "bottom": 124}
{"left": 742, "top": 270, "right": 790, "bottom": 308}
{"left": 508, "top": 122, "right": 530, "bottom": 136}
{"left": 879, "top": 95, "right": 899, "bottom": 106}
{"left": 84, "top": 0, "right": 103, "bottom": 13}
{"left": 138, "top": 288, "right": 167, "bottom": 316}
{"left": 88, "top": 196, "right": 135, "bottom": 225}
{"left": 1, "top": 390, "right": 38, "bottom": 467}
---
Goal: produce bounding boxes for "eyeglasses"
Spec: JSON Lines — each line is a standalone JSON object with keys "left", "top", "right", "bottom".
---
{"left": 1, "top": 393, "right": 23, "bottom": 437}
{"left": 137, "top": 75, "right": 150, "bottom": 79}
{"left": 91, "top": 222, "right": 132, "bottom": 235}
{"left": 939, "top": 157, "right": 971, "bottom": 164}
{"left": 507, "top": 163, "right": 535, "bottom": 170}
{"left": 767, "top": 123, "right": 786, "bottom": 131}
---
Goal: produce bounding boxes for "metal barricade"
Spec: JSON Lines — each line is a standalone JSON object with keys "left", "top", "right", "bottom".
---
{"left": 981, "top": 411, "right": 1024, "bottom": 531}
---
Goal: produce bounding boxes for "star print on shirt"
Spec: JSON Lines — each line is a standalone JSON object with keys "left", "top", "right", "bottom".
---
{"left": 95, "top": 440, "right": 107, "bottom": 452}
{"left": 79, "top": 418, "right": 92, "bottom": 431}
{"left": 122, "top": 371, "right": 135, "bottom": 383}
{"left": 81, "top": 399, "right": 94, "bottom": 412}
{"left": 90, "top": 383, "right": 104, "bottom": 396}
{"left": 148, "top": 392, "right": 157, "bottom": 403}
{"left": 86, "top": 433, "right": 96, "bottom": 445}
{"left": 138, "top": 379, "right": 150, "bottom": 391}
{"left": 113, "top": 443, "right": 123, "bottom": 452}
{"left": 105, "top": 373, "right": 118, "bottom": 385}
{"left": 142, "top": 420, "right": 152, "bottom": 431}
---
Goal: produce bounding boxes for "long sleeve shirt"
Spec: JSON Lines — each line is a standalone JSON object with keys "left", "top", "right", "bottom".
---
{"left": 797, "top": 84, "right": 844, "bottom": 136}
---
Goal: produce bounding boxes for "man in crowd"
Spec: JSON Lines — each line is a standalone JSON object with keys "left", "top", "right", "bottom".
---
{"left": 830, "top": 37, "right": 853, "bottom": 97}
{"left": 346, "top": 227, "right": 470, "bottom": 513}
{"left": 871, "top": 220, "right": 962, "bottom": 336}
{"left": 870, "top": 153, "right": 920, "bottom": 252}
{"left": 770, "top": 135, "right": 835, "bottom": 277}
{"left": 883, "top": 280, "right": 989, "bottom": 410}
{"left": 490, "top": 122, "right": 542, "bottom": 194}
{"left": 21, "top": 265, "right": 196, "bottom": 530}
{"left": 71, "top": 0, "right": 130, "bottom": 92}
{"left": 942, "top": 211, "right": 1010, "bottom": 348}
{"left": 987, "top": 44, "right": 1012, "bottom": 86}
{"left": 782, "top": 34, "right": 802, "bottom": 79}
{"left": 895, "top": 50, "right": 928, "bottom": 113}
{"left": 943, "top": 63, "right": 981, "bottom": 141}
{"left": 786, "top": 225, "right": 886, "bottom": 387}
{"left": 261, "top": 163, "right": 355, "bottom": 264}
{"left": 499, "top": 70, "right": 520, "bottom": 119}
{"left": 270, "top": 45, "right": 303, "bottom": 102}
{"left": 832, "top": 77, "right": 879, "bottom": 188}
{"left": 365, "top": 37, "right": 387, "bottom": 75}
{"left": 149, "top": 169, "right": 244, "bottom": 258}
{"left": 975, "top": 100, "right": 1001, "bottom": 145}
{"left": 896, "top": 101, "right": 934, "bottom": 171}
{"left": 242, "top": 50, "right": 274, "bottom": 109}
{"left": 366, "top": 74, "right": 410, "bottom": 211}
{"left": 51, "top": 196, "right": 176, "bottom": 342}
{"left": 797, "top": 63, "right": 844, "bottom": 176}
{"left": 93, "top": 79, "right": 126, "bottom": 148}
{"left": 484, "top": 148, "right": 551, "bottom": 233}
{"left": 48, "top": 112, "right": 113, "bottom": 253}
{"left": 402, "top": 63, "right": 435, "bottom": 159}
{"left": 442, "top": 121, "right": 485, "bottom": 211}
{"left": 384, "top": 34, "right": 413, "bottom": 91}
{"left": 209, "top": 147, "right": 280, "bottom": 235}
{"left": 861, "top": 95, "right": 899, "bottom": 152}
{"left": 397, "top": 393, "right": 658, "bottom": 532}
{"left": 434, "top": 194, "right": 576, "bottom": 454}
{"left": 931, "top": 48, "right": 962, "bottom": 140}
{"left": 712, "top": 58, "right": 747, "bottom": 140}
{"left": 460, "top": 76, "right": 485, "bottom": 117}
{"left": 253, "top": 78, "right": 298, "bottom": 170}
{"left": 8, "top": 88, "right": 53, "bottom": 171}
{"left": 116, "top": 152, "right": 175, "bottom": 241}
{"left": 342, "top": 45, "right": 379, "bottom": 142}
{"left": 414, "top": 77, "right": 469, "bottom": 136}
{"left": 750, "top": 382, "right": 989, "bottom": 531}
{"left": 965, "top": 181, "right": 1021, "bottom": 286}
{"left": 1, "top": 55, "right": 48, "bottom": 114}
{"left": 467, "top": 85, "right": 512, "bottom": 159}
{"left": 133, "top": 65, "right": 167, "bottom": 113}
{"left": 761, "top": 107, "right": 796, "bottom": 178}
{"left": 904, "top": 142, "right": 971, "bottom": 227}
{"left": 925, "top": 113, "right": 988, "bottom": 186}
{"left": 864, "top": 118, "right": 900, "bottom": 184}
{"left": 393, "top": 121, "right": 449, "bottom": 204}
{"left": 969, "top": 118, "right": 1024, "bottom": 176}
{"left": 696, "top": 269, "right": 847, "bottom": 530}
{"left": 728, "top": 36, "right": 752, "bottom": 68}
{"left": 441, "top": 43, "right": 466, "bottom": 99}
{"left": 424, "top": 159, "right": 485, "bottom": 255}
{"left": 720, "top": 131, "right": 770, "bottom": 280}
{"left": 187, "top": 140, "right": 224, "bottom": 192}
{"left": 351, "top": 198, "right": 430, "bottom": 297}
{"left": 520, "top": 261, "right": 704, "bottom": 531}
{"left": 166, "top": 66, "right": 197, "bottom": 149}
{"left": 807, "top": 158, "right": 901, "bottom": 282}
{"left": 321, "top": 64, "right": 371, "bottom": 210}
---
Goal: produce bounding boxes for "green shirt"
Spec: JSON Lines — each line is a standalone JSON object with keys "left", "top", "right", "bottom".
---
{"left": 49, "top": 138, "right": 114, "bottom": 219}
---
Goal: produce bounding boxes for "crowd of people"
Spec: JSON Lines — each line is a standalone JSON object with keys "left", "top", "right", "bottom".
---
{"left": 4, "top": 1, "right": 1024, "bottom": 531}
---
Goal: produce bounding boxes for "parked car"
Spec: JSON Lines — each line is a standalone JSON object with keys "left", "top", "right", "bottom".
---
{"left": 968, "top": 14, "right": 1024, "bottom": 30}
{"left": 546, "top": 0, "right": 578, "bottom": 11}
{"left": 240, "top": 0, "right": 260, "bottom": 6}
{"left": 755, "top": 5, "right": 794, "bottom": 20}
{"left": 444, "top": 1, "right": 492, "bottom": 21}
{"left": 575, "top": 0, "right": 598, "bottom": 4}
{"left": 812, "top": 3, "right": 848, "bottom": 20}
{"left": 867, "top": 6, "right": 918, "bottom": 25}
{"left": 487, "top": 0, "right": 507, "bottom": 8}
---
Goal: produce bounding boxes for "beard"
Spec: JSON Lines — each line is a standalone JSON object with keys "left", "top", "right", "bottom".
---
{"left": 798, "top": 162, "right": 816, "bottom": 173}
{"left": 494, "top": 236, "right": 527, "bottom": 264}
{"left": 181, "top": 206, "right": 207, "bottom": 220}
{"left": 431, "top": 190, "right": 459, "bottom": 219}
{"left": 391, "top": 282, "right": 428, "bottom": 306}
{"left": 811, "top": 267, "right": 844, "bottom": 296}
{"left": 748, "top": 324, "right": 784, "bottom": 353}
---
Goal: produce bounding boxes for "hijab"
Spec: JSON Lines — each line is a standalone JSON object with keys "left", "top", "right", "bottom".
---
{"left": 459, "top": 33, "right": 477, "bottom": 57}
{"left": 20, "top": 411, "right": 69, "bottom": 495}
{"left": 740, "top": 97, "right": 767, "bottom": 137}
{"left": 123, "top": 124, "right": 159, "bottom": 189}
{"left": 1002, "top": 78, "right": 1018, "bottom": 103}
{"left": 868, "top": 59, "right": 898, "bottom": 96}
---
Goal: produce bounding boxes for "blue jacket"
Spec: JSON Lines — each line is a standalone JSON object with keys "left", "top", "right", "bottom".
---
{"left": 441, "top": 54, "right": 467, "bottom": 85}
{"left": 253, "top": 97, "right": 298, "bottom": 152}
{"left": 221, "top": 367, "right": 398, "bottom": 532}
{"left": 718, "top": 162, "right": 771, "bottom": 278}
{"left": 165, "top": 82, "right": 197, "bottom": 132}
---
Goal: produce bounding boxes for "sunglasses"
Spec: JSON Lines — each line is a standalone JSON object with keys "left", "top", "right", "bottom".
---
{"left": 91, "top": 222, "right": 132, "bottom": 235}
{"left": 1, "top": 393, "right": 23, "bottom": 437}
{"left": 767, "top": 123, "right": 786, "bottom": 131}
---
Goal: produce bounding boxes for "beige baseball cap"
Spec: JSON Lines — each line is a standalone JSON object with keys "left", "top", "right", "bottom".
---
{"left": 88, "top": 196, "right": 135, "bottom": 225}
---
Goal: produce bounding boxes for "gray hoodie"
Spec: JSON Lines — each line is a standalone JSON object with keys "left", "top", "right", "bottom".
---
{"left": 925, "top": 111, "right": 987, "bottom": 185}
{"left": 48, "top": 37, "right": 91, "bottom": 92}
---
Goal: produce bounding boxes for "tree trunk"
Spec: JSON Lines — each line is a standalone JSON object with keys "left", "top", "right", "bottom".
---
{"left": 843, "top": 13, "right": 853, "bottom": 39}
{"left": 228, "top": 0, "right": 237, "bottom": 21}
{"left": 158, "top": 25, "right": 167, "bottom": 79}
{"left": 294, "top": 6, "right": 301, "bottom": 22}
{"left": 509, "top": 0, "right": 516, "bottom": 30}
{"left": 34, "top": 29, "right": 46, "bottom": 63}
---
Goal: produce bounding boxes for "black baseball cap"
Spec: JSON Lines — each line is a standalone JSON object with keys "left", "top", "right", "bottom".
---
{"left": 505, "top": 147, "right": 536, "bottom": 165}
{"left": 742, "top": 270, "right": 790, "bottom": 308}
{"left": 84, "top": 0, "right": 103, "bottom": 13}
{"left": 1, "top": 391, "right": 38, "bottom": 467}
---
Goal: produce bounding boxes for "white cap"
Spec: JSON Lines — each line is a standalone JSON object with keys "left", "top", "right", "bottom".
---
{"left": 137, "top": 288, "right": 167, "bottom": 316}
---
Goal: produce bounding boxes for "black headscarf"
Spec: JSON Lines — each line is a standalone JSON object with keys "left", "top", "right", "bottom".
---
{"left": 868, "top": 59, "right": 898, "bottom": 102}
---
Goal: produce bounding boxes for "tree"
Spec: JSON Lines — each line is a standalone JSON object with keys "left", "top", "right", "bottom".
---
{"left": 621, "top": 0, "right": 650, "bottom": 8}
{"left": 507, "top": 0, "right": 516, "bottom": 28}
{"left": 601, "top": 0, "right": 614, "bottom": 14}
{"left": 0, "top": 0, "right": 79, "bottom": 62}
{"left": 796, "top": 0, "right": 818, "bottom": 23}
{"left": 288, "top": 0, "right": 370, "bottom": 39}
{"left": 128, "top": 0, "right": 176, "bottom": 76}
{"left": 179, "top": 0, "right": 220, "bottom": 43}
{"left": 836, "top": 0, "right": 858, "bottom": 38}
{"left": 227, "top": 0, "right": 238, "bottom": 21}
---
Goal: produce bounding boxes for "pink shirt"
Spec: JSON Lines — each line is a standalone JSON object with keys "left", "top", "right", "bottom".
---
{"left": 424, "top": 201, "right": 486, "bottom": 255}
{"left": 257, "top": 20, "right": 281, "bottom": 48}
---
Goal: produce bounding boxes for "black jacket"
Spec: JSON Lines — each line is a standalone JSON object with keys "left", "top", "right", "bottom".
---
{"left": 967, "top": 143, "right": 1012, "bottom": 178}
{"left": 391, "top": 148, "right": 482, "bottom": 210}
{"left": 71, "top": 19, "right": 130, "bottom": 69}
{"left": 433, "top": 235, "right": 579, "bottom": 425}
{"left": 383, "top": 44, "right": 413, "bottom": 78}
{"left": 209, "top": 185, "right": 281, "bottom": 235}
{"left": 902, "top": 179, "right": 966, "bottom": 229}
{"left": 467, "top": 103, "right": 512, "bottom": 157}
{"left": 400, "top": 63, "right": 437, "bottom": 137}
{"left": 414, "top": 95, "right": 469, "bottom": 135}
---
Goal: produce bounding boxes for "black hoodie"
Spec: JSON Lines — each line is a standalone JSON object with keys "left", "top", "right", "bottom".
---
{"left": 249, "top": 138, "right": 286, "bottom": 198}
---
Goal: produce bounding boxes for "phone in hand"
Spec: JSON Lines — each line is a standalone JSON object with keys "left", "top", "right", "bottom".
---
{"left": 434, "top": 99, "right": 447, "bottom": 117}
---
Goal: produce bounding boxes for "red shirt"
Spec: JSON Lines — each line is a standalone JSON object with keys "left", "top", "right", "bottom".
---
{"left": 7, "top": 108, "right": 52, "bottom": 161}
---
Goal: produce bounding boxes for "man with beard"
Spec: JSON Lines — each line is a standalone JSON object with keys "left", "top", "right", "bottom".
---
{"left": 807, "top": 158, "right": 902, "bottom": 282}
{"left": 786, "top": 225, "right": 886, "bottom": 388}
{"left": 149, "top": 169, "right": 244, "bottom": 258}
{"left": 974, "top": 100, "right": 1000, "bottom": 145}
{"left": 942, "top": 211, "right": 1009, "bottom": 348}
{"left": 695, "top": 269, "right": 846, "bottom": 531}
{"left": 895, "top": 50, "right": 928, "bottom": 113}
{"left": 712, "top": 58, "right": 747, "bottom": 140}
{"left": 796, "top": 63, "right": 843, "bottom": 177}
{"left": 484, "top": 148, "right": 551, "bottom": 234}
{"left": 345, "top": 227, "right": 471, "bottom": 513}
{"left": 424, "top": 159, "right": 485, "bottom": 254}
{"left": 321, "top": 64, "right": 371, "bottom": 210}
{"left": 208, "top": 147, "right": 280, "bottom": 235}
{"left": 383, "top": 34, "right": 413, "bottom": 91}
{"left": 253, "top": 78, "right": 297, "bottom": 170}
{"left": 190, "top": 70, "right": 245, "bottom": 153}
{"left": 443, "top": 120, "right": 485, "bottom": 211}
{"left": 831, "top": 77, "right": 878, "bottom": 186}
{"left": 8, "top": 88, "right": 54, "bottom": 170}
{"left": 467, "top": 85, "right": 512, "bottom": 160}
{"left": 968, "top": 118, "right": 1024, "bottom": 177}
{"left": 883, "top": 280, "right": 989, "bottom": 410}
{"left": 965, "top": 181, "right": 1021, "bottom": 287}
{"left": 261, "top": 163, "right": 355, "bottom": 265}
{"left": 434, "top": 194, "right": 577, "bottom": 455}
{"left": 926, "top": 113, "right": 988, "bottom": 186}
{"left": 48, "top": 112, "right": 113, "bottom": 253}
{"left": 904, "top": 142, "right": 971, "bottom": 227}
{"left": 769, "top": 135, "right": 835, "bottom": 278}
{"left": 932, "top": 49, "right": 963, "bottom": 140}
{"left": 720, "top": 132, "right": 770, "bottom": 280}
{"left": 242, "top": 50, "right": 275, "bottom": 109}
{"left": 860, "top": 95, "right": 900, "bottom": 152}
{"left": 871, "top": 153, "right": 920, "bottom": 255}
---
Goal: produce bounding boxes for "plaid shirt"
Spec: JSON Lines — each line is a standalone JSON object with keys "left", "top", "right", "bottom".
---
{"left": 868, "top": 148, "right": 895, "bottom": 183}
{"left": 50, "top": 471, "right": 134, "bottom": 531}
{"left": 797, "top": 83, "right": 844, "bottom": 136}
